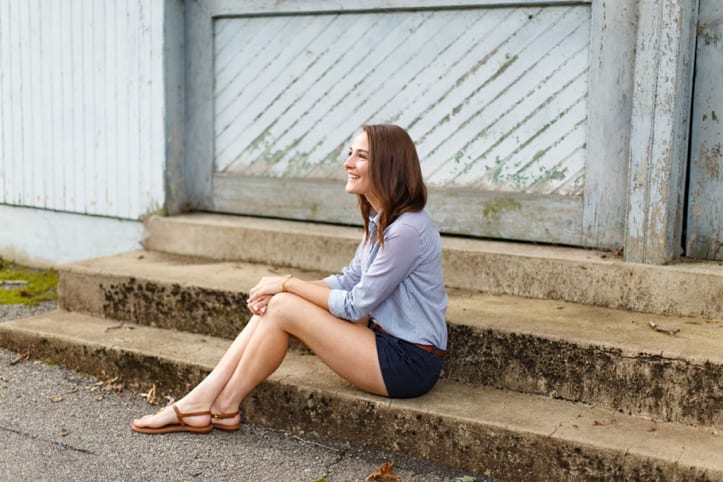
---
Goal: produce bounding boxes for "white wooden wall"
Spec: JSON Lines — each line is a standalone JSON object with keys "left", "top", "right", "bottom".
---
{"left": 0, "top": 0, "right": 165, "bottom": 220}
{"left": 214, "top": 6, "right": 590, "bottom": 195}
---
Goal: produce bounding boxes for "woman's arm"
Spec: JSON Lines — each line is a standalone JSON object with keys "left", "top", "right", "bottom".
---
{"left": 283, "top": 277, "right": 330, "bottom": 309}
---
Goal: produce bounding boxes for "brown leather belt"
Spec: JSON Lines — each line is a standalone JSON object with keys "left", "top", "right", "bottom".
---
{"left": 368, "top": 320, "right": 447, "bottom": 358}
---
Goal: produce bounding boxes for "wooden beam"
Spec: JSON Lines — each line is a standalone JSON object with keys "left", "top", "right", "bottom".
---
{"left": 163, "top": 0, "right": 188, "bottom": 215}
{"left": 582, "top": 0, "right": 637, "bottom": 251}
{"left": 625, "top": 0, "right": 698, "bottom": 264}
{"left": 213, "top": 174, "right": 583, "bottom": 245}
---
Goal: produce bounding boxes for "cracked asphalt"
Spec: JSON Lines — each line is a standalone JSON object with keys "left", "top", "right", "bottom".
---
{"left": 0, "top": 303, "right": 486, "bottom": 481}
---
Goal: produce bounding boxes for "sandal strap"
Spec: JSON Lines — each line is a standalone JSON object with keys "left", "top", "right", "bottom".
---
{"left": 212, "top": 412, "right": 239, "bottom": 420}
{"left": 172, "top": 404, "right": 211, "bottom": 428}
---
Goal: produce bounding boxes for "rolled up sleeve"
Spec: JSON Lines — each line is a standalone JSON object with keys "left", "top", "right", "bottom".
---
{"left": 326, "top": 223, "right": 421, "bottom": 322}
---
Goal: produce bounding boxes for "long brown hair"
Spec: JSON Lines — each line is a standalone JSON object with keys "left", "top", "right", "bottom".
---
{"left": 358, "top": 124, "right": 427, "bottom": 247}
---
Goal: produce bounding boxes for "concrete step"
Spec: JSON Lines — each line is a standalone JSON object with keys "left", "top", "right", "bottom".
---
{"left": 57, "top": 250, "right": 723, "bottom": 428}
{"left": 0, "top": 311, "right": 720, "bottom": 482}
{"left": 144, "top": 213, "right": 723, "bottom": 319}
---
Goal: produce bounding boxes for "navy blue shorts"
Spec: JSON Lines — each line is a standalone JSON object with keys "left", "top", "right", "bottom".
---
{"left": 373, "top": 330, "right": 444, "bottom": 398}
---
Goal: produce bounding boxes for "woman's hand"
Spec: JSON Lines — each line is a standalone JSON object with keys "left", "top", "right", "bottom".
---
{"left": 247, "top": 294, "right": 272, "bottom": 316}
{"left": 246, "top": 275, "right": 331, "bottom": 316}
{"left": 247, "top": 275, "right": 289, "bottom": 316}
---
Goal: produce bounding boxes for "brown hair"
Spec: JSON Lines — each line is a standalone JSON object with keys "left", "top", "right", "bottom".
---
{"left": 358, "top": 124, "right": 427, "bottom": 247}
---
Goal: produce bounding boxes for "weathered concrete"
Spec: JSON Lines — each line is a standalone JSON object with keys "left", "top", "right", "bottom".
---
{"left": 57, "top": 250, "right": 723, "bottom": 427}
{"left": 143, "top": 213, "right": 360, "bottom": 275}
{"left": 144, "top": 214, "right": 723, "bottom": 319}
{"left": 58, "top": 250, "right": 324, "bottom": 339}
{"left": 443, "top": 236, "right": 723, "bottom": 320}
{"left": 1, "top": 312, "right": 721, "bottom": 482}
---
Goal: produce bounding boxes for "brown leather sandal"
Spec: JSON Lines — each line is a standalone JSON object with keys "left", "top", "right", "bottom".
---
{"left": 131, "top": 404, "right": 213, "bottom": 434}
{"left": 211, "top": 412, "right": 241, "bottom": 432}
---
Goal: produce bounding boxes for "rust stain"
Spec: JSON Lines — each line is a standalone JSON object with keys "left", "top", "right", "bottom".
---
{"left": 698, "top": 143, "right": 721, "bottom": 178}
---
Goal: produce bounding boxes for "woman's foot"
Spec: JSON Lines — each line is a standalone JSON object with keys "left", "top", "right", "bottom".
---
{"left": 210, "top": 402, "right": 242, "bottom": 431}
{"left": 131, "top": 402, "right": 213, "bottom": 434}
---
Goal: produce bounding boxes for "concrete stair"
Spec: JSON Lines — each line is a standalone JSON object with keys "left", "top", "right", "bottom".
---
{"left": 1, "top": 213, "right": 722, "bottom": 481}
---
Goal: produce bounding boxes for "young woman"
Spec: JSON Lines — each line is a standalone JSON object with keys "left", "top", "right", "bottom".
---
{"left": 132, "top": 124, "right": 448, "bottom": 434}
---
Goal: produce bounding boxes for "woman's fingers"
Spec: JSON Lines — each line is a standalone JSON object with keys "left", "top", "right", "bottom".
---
{"left": 247, "top": 274, "right": 291, "bottom": 315}
{"left": 248, "top": 294, "right": 272, "bottom": 316}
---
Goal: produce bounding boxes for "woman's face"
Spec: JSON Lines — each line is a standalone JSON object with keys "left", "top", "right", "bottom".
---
{"left": 344, "top": 131, "right": 379, "bottom": 209}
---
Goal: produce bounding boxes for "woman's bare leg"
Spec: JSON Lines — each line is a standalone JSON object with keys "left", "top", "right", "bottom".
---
{"left": 132, "top": 315, "right": 263, "bottom": 429}
{"left": 211, "top": 292, "right": 387, "bottom": 415}
{"left": 133, "top": 293, "right": 386, "bottom": 430}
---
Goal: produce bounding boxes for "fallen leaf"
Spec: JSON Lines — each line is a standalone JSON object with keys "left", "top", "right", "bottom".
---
{"left": 95, "top": 395, "right": 104, "bottom": 401}
{"left": 103, "top": 382, "right": 124, "bottom": 393}
{"left": 9, "top": 352, "right": 30, "bottom": 366}
{"left": 60, "top": 428, "right": 70, "bottom": 437}
{"left": 365, "top": 461, "right": 401, "bottom": 482}
{"left": 455, "top": 477, "right": 477, "bottom": 482}
{"left": 50, "top": 396, "right": 64, "bottom": 403}
{"left": 144, "top": 384, "right": 159, "bottom": 405}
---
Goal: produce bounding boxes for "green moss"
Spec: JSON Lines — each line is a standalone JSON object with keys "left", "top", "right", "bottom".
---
{"left": 0, "top": 258, "right": 58, "bottom": 305}
{"left": 482, "top": 198, "right": 522, "bottom": 219}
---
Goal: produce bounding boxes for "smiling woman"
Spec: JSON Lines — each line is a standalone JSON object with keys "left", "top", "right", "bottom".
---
{"left": 344, "top": 131, "right": 373, "bottom": 202}
{"left": 131, "top": 124, "right": 448, "bottom": 434}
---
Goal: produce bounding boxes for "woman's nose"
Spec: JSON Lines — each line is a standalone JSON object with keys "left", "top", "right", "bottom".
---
{"left": 343, "top": 155, "right": 354, "bottom": 168}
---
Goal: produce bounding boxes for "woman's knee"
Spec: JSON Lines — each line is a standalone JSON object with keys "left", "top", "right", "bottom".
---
{"left": 264, "top": 292, "right": 301, "bottom": 328}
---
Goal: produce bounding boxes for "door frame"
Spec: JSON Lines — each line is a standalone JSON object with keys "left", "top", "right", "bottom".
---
{"left": 177, "top": 0, "right": 635, "bottom": 249}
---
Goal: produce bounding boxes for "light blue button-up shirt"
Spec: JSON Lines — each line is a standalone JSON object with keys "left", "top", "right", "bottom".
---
{"left": 324, "top": 210, "right": 448, "bottom": 350}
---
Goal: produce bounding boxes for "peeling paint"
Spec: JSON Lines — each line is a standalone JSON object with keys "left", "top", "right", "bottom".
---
{"left": 699, "top": 144, "right": 721, "bottom": 178}
{"left": 213, "top": 6, "right": 590, "bottom": 197}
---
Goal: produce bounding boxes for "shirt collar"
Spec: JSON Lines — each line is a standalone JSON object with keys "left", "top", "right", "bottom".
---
{"left": 369, "top": 211, "right": 381, "bottom": 227}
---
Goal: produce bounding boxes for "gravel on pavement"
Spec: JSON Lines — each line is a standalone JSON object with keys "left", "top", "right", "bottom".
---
{"left": 0, "top": 302, "right": 485, "bottom": 482}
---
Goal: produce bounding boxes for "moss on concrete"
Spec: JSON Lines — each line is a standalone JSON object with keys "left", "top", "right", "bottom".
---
{"left": 0, "top": 258, "right": 58, "bottom": 305}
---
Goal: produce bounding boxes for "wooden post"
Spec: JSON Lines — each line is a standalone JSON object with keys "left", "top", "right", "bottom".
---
{"left": 625, "top": 0, "right": 699, "bottom": 264}
{"left": 686, "top": 0, "right": 723, "bottom": 260}
{"left": 583, "top": 0, "right": 638, "bottom": 251}
{"left": 163, "top": 0, "right": 188, "bottom": 215}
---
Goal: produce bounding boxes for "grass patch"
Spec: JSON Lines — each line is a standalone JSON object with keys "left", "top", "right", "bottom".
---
{"left": 0, "top": 258, "right": 59, "bottom": 305}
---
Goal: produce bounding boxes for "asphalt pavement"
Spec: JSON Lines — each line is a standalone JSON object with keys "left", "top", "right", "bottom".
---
{"left": 0, "top": 303, "right": 483, "bottom": 482}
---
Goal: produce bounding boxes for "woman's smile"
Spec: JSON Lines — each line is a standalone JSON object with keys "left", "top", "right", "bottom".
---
{"left": 344, "top": 131, "right": 374, "bottom": 204}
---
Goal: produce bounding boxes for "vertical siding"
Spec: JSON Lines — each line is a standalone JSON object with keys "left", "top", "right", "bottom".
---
{"left": 213, "top": 6, "right": 590, "bottom": 196}
{"left": 0, "top": 0, "right": 165, "bottom": 220}
{"left": 686, "top": 0, "right": 723, "bottom": 260}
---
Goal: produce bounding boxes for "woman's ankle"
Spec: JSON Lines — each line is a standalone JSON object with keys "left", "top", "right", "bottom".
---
{"left": 210, "top": 398, "right": 240, "bottom": 416}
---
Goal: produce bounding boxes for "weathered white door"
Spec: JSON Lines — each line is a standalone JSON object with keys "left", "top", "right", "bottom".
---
{"left": 686, "top": 0, "right": 723, "bottom": 260}
{"left": 186, "top": 0, "right": 634, "bottom": 250}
